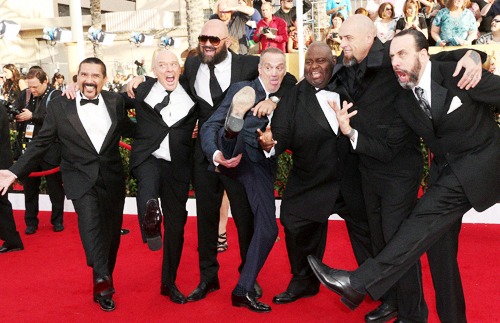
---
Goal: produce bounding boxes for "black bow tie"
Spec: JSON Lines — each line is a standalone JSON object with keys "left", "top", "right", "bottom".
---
{"left": 80, "top": 98, "right": 99, "bottom": 106}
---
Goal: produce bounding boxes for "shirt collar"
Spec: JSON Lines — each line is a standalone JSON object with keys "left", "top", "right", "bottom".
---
{"left": 258, "top": 77, "right": 271, "bottom": 97}
{"left": 414, "top": 61, "right": 432, "bottom": 95}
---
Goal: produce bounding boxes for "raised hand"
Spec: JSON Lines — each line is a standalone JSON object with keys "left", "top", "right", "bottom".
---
{"left": 257, "top": 125, "right": 276, "bottom": 152}
{"left": 329, "top": 100, "right": 358, "bottom": 136}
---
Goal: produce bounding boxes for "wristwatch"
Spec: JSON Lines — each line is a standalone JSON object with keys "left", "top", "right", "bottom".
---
{"left": 269, "top": 96, "right": 280, "bottom": 104}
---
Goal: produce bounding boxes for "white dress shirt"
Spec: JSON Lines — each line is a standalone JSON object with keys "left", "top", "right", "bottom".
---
{"left": 316, "top": 90, "right": 340, "bottom": 135}
{"left": 413, "top": 61, "right": 432, "bottom": 105}
{"left": 145, "top": 81, "right": 195, "bottom": 162}
{"left": 76, "top": 92, "right": 112, "bottom": 153}
{"left": 195, "top": 52, "right": 232, "bottom": 106}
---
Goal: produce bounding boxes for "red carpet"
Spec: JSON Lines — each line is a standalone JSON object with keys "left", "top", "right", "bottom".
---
{"left": 1, "top": 211, "right": 499, "bottom": 322}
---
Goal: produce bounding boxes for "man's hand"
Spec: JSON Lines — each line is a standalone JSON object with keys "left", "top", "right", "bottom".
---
{"left": 15, "top": 109, "right": 32, "bottom": 122}
{"left": 63, "top": 82, "right": 79, "bottom": 99}
{"left": 0, "top": 170, "right": 16, "bottom": 196}
{"left": 252, "top": 98, "right": 276, "bottom": 117}
{"left": 257, "top": 125, "right": 276, "bottom": 152}
{"left": 264, "top": 31, "right": 275, "bottom": 39}
{"left": 455, "top": 50, "right": 482, "bottom": 90}
{"left": 214, "top": 151, "right": 242, "bottom": 168}
{"left": 329, "top": 100, "right": 358, "bottom": 136}
{"left": 126, "top": 76, "right": 145, "bottom": 99}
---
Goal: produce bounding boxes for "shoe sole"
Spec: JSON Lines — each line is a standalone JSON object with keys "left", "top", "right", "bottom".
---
{"left": 225, "top": 86, "right": 256, "bottom": 133}
{"left": 146, "top": 236, "right": 162, "bottom": 251}
{"left": 307, "top": 256, "right": 359, "bottom": 311}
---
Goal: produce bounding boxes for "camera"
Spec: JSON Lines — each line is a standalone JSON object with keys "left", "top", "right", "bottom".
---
{"left": 0, "top": 98, "right": 20, "bottom": 121}
{"left": 262, "top": 26, "right": 271, "bottom": 34}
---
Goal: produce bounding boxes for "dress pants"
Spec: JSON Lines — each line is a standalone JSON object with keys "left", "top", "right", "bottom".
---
{"left": 71, "top": 175, "right": 124, "bottom": 281}
{"left": 0, "top": 194, "right": 23, "bottom": 249}
{"left": 192, "top": 142, "right": 255, "bottom": 283}
{"left": 23, "top": 160, "right": 65, "bottom": 227}
{"left": 280, "top": 213, "right": 326, "bottom": 294}
{"left": 353, "top": 165, "right": 471, "bottom": 323}
{"left": 360, "top": 166, "right": 428, "bottom": 322}
{"left": 133, "top": 156, "right": 189, "bottom": 285}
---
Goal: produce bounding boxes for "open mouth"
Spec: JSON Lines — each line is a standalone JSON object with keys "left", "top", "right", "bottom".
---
{"left": 84, "top": 83, "right": 97, "bottom": 91}
{"left": 394, "top": 70, "right": 409, "bottom": 83}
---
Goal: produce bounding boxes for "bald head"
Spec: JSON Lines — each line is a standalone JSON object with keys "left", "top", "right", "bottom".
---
{"left": 339, "top": 14, "right": 376, "bottom": 66}
{"left": 201, "top": 19, "right": 229, "bottom": 39}
{"left": 152, "top": 48, "right": 181, "bottom": 92}
{"left": 305, "top": 41, "right": 335, "bottom": 88}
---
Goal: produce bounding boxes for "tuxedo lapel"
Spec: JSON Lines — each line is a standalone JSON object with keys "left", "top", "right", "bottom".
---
{"left": 302, "top": 83, "right": 334, "bottom": 135}
{"left": 430, "top": 65, "right": 448, "bottom": 125}
{"left": 100, "top": 92, "right": 118, "bottom": 153}
{"left": 65, "top": 100, "right": 96, "bottom": 151}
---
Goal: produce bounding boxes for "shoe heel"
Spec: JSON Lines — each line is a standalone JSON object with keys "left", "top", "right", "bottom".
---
{"left": 147, "top": 236, "right": 162, "bottom": 251}
{"left": 226, "top": 116, "right": 244, "bottom": 133}
{"left": 340, "top": 297, "right": 358, "bottom": 311}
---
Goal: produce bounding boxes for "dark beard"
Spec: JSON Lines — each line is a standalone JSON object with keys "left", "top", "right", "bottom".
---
{"left": 395, "top": 59, "right": 421, "bottom": 89}
{"left": 197, "top": 43, "right": 229, "bottom": 65}
{"left": 343, "top": 56, "right": 358, "bottom": 67}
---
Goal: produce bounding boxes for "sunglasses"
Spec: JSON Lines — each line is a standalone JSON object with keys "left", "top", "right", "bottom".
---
{"left": 198, "top": 35, "right": 227, "bottom": 46}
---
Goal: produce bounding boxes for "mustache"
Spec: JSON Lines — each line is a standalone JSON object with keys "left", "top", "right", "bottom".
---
{"left": 201, "top": 45, "right": 216, "bottom": 51}
{"left": 82, "top": 83, "right": 97, "bottom": 88}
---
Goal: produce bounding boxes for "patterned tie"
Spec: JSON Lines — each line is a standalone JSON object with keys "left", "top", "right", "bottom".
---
{"left": 154, "top": 90, "right": 172, "bottom": 115}
{"left": 415, "top": 87, "right": 432, "bottom": 119}
{"left": 208, "top": 64, "right": 223, "bottom": 102}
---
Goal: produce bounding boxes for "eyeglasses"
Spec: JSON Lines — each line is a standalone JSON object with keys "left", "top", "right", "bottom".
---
{"left": 385, "top": 7, "right": 393, "bottom": 11}
{"left": 198, "top": 35, "right": 227, "bottom": 46}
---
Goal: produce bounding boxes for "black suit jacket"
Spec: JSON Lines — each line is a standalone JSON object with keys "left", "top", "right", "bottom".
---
{"left": 0, "top": 104, "right": 12, "bottom": 169}
{"left": 10, "top": 91, "right": 136, "bottom": 200}
{"left": 271, "top": 80, "right": 362, "bottom": 222}
{"left": 123, "top": 77, "right": 197, "bottom": 184}
{"left": 395, "top": 62, "right": 500, "bottom": 211}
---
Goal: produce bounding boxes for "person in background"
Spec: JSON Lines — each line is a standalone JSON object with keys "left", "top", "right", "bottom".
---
{"left": 211, "top": 0, "right": 261, "bottom": 54}
{"left": 2, "top": 64, "right": 27, "bottom": 107}
{"left": 12, "top": 68, "right": 65, "bottom": 234}
{"left": 254, "top": 2, "right": 289, "bottom": 53}
{"left": 218, "top": 191, "right": 230, "bottom": 252}
{"left": 326, "top": 0, "right": 352, "bottom": 22}
{"left": 354, "top": 7, "right": 369, "bottom": 15}
{"left": 274, "top": 0, "right": 313, "bottom": 31}
{"left": 475, "top": 14, "right": 500, "bottom": 43}
{"left": 52, "top": 73, "right": 67, "bottom": 92}
{"left": 374, "top": 2, "right": 398, "bottom": 43}
{"left": 287, "top": 14, "right": 314, "bottom": 52}
{"left": 325, "top": 12, "right": 344, "bottom": 52}
{"left": 395, "top": 0, "right": 428, "bottom": 38}
{"left": 431, "top": 0, "right": 478, "bottom": 46}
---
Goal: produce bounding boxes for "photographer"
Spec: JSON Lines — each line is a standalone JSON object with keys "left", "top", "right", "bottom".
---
{"left": 254, "top": 2, "right": 288, "bottom": 53}
{"left": 13, "top": 67, "right": 65, "bottom": 234}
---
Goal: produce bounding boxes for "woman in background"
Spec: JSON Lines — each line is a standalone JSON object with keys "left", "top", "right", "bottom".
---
{"left": 374, "top": 2, "right": 397, "bottom": 43}
{"left": 396, "top": 0, "right": 428, "bottom": 37}
{"left": 2, "top": 64, "right": 27, "bottom": 106}
{"left": 431, "top": 0, "right": 477, "bottom": 46}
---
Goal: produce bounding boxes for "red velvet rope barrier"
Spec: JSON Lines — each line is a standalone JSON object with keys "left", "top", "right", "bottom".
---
{"left": 27, "top": 141, "right": 132, "bottom": 177}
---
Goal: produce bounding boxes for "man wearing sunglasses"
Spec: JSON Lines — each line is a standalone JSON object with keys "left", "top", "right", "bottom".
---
{"left": 475, "top": 15, "right": 500, "bottom": 44}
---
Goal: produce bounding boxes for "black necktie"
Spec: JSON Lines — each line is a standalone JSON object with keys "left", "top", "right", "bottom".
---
{"left": 154, "top": 90, "right": 172, "bottom": 115}
{"left": 208, "top": 64, "right": 223, "bottom": 102}
{"left": 80, "top": 98, "right": 99, "bottom": 106}
{"left": 415, "top": 87, "right": 432, "bottom": 119}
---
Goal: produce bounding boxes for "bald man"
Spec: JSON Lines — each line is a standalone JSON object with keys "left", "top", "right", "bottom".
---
{"left": 123, "top": 49, "right": 197, "bottom": 304}
{"left": 309, "top": 14, "right": 485, "bottom": 323}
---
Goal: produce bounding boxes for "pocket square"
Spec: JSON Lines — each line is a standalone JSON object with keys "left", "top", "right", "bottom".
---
{"left": 447, "top": 96, "right": 462, "bottom": 114}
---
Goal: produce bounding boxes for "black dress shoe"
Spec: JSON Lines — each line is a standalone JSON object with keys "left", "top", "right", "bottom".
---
{"left": 254, "top": 281, "right": 263, "bottom": 299}
{"left": 0, "top": 244, "right": 24, "bottom": 254}
{"left": 187, "top": 280, "right": 220, "bottom": 302}
{"left": 272, "top": 289, "right": 319, "bottom": 304}
{"left": 93, "top": 297, "right": 116, "bottom": 312}
{"left": 120, "top": 228, "right": 130, "bottom": 235}
{"left": 94, "top": 276, "right": 115, "bottom": 299}
{"left": 231, "top": 292, "right": 271, "bottom": 313}
{"left": 161, "top": 283, "right": 187, "bottom": 304}
{"left": 307, "top": 255, "right": 365, "bottom": 310}
{"left": 142, "top": 199, "right": 162, "bottom": 251}
{"left": 53, "top": 223, "right": 64, "bottom": 232}
{"left": 365, "top": 303, "right": 398, "bottom": 322}
{"left": 25, "top": 226, "right": 37, "bottom": 235}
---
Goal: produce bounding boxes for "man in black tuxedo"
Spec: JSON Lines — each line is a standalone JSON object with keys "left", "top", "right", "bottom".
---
{"left": 201, "top": 47, "right": 296, "bottom": 312}
{"left": 123, "top": 49, "right": 197, "bottom": 304}
{"left": 0, "top": 104, "right": 24, "bottom": 254}
{"left": 256, "top": 42, "right": 371, "bottom": 306}
{"left": 318, "top": 14, "right": 484, "bottom": 323}
{"left": 13, "top": 68, "right": 65, "bottom": 234}
{"left": 309, "top": 29, "right": 500, "bottom": 323}
{"left": 0, "top": 57, "right": 136, "bottom": 312}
